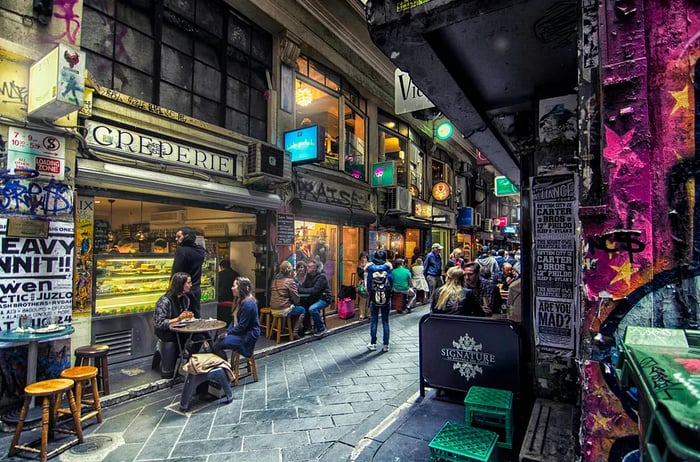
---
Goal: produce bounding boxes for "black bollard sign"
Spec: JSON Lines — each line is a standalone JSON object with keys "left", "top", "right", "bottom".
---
{"left": 419, "top": 314, "right": 523, "bottom": 396}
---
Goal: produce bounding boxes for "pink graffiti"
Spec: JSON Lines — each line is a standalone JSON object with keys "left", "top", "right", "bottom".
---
{"left": 48, "top": 0, "right": 81, "bottom": 45}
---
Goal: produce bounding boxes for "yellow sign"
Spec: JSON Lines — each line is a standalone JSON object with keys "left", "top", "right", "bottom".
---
{"left": 432, "top": 181, "right": 451, "bottom": 201}
{"left": 397, "top": 0, "right": 432, "bottom": 13}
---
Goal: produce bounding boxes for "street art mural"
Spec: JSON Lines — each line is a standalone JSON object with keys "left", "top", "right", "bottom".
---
{"left": 580, "top": 3, "right": 700, "bottom": 460}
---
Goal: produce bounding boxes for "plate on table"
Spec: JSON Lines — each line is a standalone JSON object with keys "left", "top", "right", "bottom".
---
{"left": 35, "top": 326, "right": 64, "bottom": 334}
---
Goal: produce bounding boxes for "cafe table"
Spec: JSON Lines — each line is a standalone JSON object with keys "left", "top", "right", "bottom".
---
{"left": 169, "top": 319, "right": 226, "bottom": 377}
{"left": 0, "top": 325, "right": 75, "bottom": 420}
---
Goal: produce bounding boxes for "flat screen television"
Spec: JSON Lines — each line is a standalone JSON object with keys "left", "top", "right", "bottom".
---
{"left": 283, "top": 125, "right": 326, "bottom": 165}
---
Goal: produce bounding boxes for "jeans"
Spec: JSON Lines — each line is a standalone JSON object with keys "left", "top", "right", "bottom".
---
{"left": 369, "top": 302, "right": 390, "bottom": 346}
{"left": 288, "top": 305, "right": 305, "bottom": 316}
{"left": 308, "top": 299, "right": 328, "bottom": 332}
{"left": 426, "top": 275, "right": 443, "bottom": 294}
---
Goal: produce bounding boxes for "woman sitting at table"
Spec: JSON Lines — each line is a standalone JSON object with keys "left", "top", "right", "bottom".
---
{"left": 212, "top": 277, "right": 261, "bottom": 361}
{"left": 430, "top": 266, "right": 482, "bottom": 316}
{"left": 154, "top": 272, "right": 202, "bottom": 378}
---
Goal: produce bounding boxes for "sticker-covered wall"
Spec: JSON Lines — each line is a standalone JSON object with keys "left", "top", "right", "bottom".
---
{"left": 580, "top": 1, "right": 700, "bottom": 460}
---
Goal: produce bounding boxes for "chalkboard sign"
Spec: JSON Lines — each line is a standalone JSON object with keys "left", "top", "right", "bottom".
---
{"left": 277, "top": 213, "right": 295, "bottom": 245}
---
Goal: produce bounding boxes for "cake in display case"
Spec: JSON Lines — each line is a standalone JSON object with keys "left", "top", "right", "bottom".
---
{"left": 94, "top": 254, "right": 217, "bottom": 316}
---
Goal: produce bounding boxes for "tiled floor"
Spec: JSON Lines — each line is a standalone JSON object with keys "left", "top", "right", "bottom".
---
{"left": 107, "top": 311, "right": 369, "bottom": 394}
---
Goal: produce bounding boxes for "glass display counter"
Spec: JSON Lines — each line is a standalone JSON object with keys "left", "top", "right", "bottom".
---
{"left": 94, "top": 254, "right": 217, "bottom": 316}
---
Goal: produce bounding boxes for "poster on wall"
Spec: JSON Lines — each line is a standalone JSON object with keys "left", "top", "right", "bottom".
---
{"left": 531, "top": 174, "right": 578, "bottom": 353}
{"left": 74, "top": 197, "right": 94, "bottom": 317}
{"left": 0, "top": 219, "right": 74, "bottom": 332}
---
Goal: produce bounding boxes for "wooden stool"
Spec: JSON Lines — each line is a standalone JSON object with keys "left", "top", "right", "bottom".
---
{"left": 59, "top": 366, "right": 102, "bottom": 426}
{"left": 9, "top": 378, "right": 84, "bottom": 462}
{"left": 74, "top": 344, "right": 110, "bottom": 396}
{"left": 230, "top": 352, "right": 258, "bottom": 386}
{"left": 259, "top": 307, "right": 272, "bottom": 339}
{"left": 269, "top": 314, "right": 293, "bottom": 343}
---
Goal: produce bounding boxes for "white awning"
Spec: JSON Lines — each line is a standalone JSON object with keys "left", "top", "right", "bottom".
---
{"left": 77, "top": 159, "right": 282, "bottom": 210}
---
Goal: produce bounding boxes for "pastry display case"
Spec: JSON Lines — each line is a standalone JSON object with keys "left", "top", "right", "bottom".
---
{"left": 94, "top": 254, "right": 217, "bottom": 316}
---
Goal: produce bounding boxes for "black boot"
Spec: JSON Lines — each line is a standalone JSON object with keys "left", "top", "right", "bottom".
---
{"left": 292, "top": 314, "right": 305, "bottom": 340}
{"left": 160, "top": 341, "right": 178, "bottom": 378}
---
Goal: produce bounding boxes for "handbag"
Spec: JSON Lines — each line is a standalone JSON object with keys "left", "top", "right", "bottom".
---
{"left": 337, "top": 297, "right": 355, "bottom": 319}
{"left": 354, "top": 272, "right": 368, "bottom": 297}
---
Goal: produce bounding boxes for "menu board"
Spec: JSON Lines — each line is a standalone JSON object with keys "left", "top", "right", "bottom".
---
{"left": 531, "top": 174, "right": 578, "bottom": 353}
{"left": 277, "top": 213, "right": 295, "bottom": 245}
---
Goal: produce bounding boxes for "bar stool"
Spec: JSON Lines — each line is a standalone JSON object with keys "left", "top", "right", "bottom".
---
{"left": 230, "top": 351, "right": 258, "bottom": 386}
{"left": 269, "top": 314, "right": 293, "bottom": 343}
{"left": 9, "top": 378, "right": 83, "bottom": 462}
{"left": 58, "top": 366, "right": 102, "bottom": 426}
{"left": 259, "top": 307, "right": 272, "bottom": 338}
{"left": 74, "top": 344, "right": 110, "bottom": 396}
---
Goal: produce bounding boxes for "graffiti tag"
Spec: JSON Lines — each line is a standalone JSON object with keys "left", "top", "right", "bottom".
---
{"left": 0, "top": 175, "right": 73, "bottom": 216}
{"left": 587, "top": 229, "right": 645, "bottom": 263}
{"left": 0, "top": 80, "right": 28, "bottom": 106}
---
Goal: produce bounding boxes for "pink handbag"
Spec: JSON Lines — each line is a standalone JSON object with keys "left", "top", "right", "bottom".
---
{"left": 337, "top": 297, "right": 355, "bottom": 319}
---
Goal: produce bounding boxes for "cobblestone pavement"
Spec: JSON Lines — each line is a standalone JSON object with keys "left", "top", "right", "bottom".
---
{"left": 2, "top": 303, "right": 482, "bottom": 462}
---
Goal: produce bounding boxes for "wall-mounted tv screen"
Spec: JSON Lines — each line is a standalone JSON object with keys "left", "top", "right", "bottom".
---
{"left": 283, "top": 125, "right": 326, "bottom": 165}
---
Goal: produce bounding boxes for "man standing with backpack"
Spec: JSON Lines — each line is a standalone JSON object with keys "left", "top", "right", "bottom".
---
{"left": 366, "top": 250, "right": 393, "bottom": 352}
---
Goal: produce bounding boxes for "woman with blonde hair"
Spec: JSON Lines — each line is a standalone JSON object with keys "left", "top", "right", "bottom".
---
{"left": 431, "top": 266, "right": 481, "bottom": 316}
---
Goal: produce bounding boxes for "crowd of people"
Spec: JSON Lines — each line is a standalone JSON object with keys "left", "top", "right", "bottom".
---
{"left": 152, "top": 224, "right": 521, "bottom": 409}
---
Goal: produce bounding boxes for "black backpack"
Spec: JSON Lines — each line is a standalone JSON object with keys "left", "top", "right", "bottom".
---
{"left": 370, "top": 268, "right": 391, "bottom": 307}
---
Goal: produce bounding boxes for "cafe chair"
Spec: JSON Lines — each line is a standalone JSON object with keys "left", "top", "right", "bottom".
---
{"left": 230, "top": 351, "right": 258, "bottom": 386}
{"left": 9, "top": 378, "right": 84, "bottom": 462}
{"left": 58, "top": 365, "right": 103, "bottom": 426}
{"left": 259, "top": 307, "right": 272, "bottom": 338}
{"left": 74, "top": 344, "right": 111, "bottom": 396}
{"left": 269, "top": 314, "right": 294, "bottom": 344}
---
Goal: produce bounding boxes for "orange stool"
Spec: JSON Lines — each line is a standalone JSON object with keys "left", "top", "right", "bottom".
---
{"left": 269, "top": 314, "right": 293, "bottom": 343}
{"left": 59, "top": 366, "right": 102, "bottom": 426}
{"left": 259, "top": 307, "right": 272, "bottom": 339}
{"left": 9, "top": 378, "right": 83, "bottom": 462}
{"left": 230, "top": 352, "right": 258, "bottom": 386}
{"left": 74, "top": 344, "right": 110, "bottom": 396}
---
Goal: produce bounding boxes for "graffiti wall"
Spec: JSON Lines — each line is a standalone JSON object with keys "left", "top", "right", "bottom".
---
{"left": 580, "top": 1, "right": 700, "bottom": 460}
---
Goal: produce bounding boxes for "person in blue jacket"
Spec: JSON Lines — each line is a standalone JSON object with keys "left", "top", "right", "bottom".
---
{"left": 212, "top": 277, "right": 261, "bottom": 360}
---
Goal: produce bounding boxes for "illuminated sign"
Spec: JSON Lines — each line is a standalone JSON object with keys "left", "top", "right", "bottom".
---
{"left": 497, "top": 217, "right": 507, "bottom": 227}
{"left": 432, "top": 181, "right": 451, "bottom": 201}
{"left": 503, "top": 225, "right": 517, "bottom": 234}
{"left": 494, "top": 176, "right": 519, "bottom": 196}
{"left": 370, "top": 161, "right": 397, "bottom": 187}
{"left": 28, "top": 44, "right": 86, "bottom": 121}
{"left": 283, "top": 125, "right": 326, "bottom": 165}
{"left": 414, "top": 199, "right": 432, "bottom": 219}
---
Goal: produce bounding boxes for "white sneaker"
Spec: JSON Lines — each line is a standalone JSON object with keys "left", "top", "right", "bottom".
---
{"left": 382, "top": 345, "right": 389, "bottom": 352}
{"left": 367, "top": 343, "right": 377, "bottom": 351}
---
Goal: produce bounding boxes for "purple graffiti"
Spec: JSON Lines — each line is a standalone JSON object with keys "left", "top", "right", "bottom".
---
{"left": 48, "top": 0, "right": 81, "bottom": 45}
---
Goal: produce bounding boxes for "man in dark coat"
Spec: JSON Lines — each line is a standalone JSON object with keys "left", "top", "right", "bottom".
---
{"left": 172, "top": 226, "right": 206, "bottom": 314}
{"left": 217, "top": 259, "right": 240, "bottom": 302}
{"left": 298, "top": 259, "right": 331, "bottom": 337}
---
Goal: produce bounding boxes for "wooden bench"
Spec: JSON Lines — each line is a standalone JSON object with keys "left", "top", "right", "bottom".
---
{"left": 519, "top": 398, "right": 576, "bottom": 462}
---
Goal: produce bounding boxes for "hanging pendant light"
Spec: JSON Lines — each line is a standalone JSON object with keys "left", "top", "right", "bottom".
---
{"left": 136, "top": 201, "right": 145, "bottom": 241}
{"left": 107, "top": 199, "right": 115, "bottom": 242}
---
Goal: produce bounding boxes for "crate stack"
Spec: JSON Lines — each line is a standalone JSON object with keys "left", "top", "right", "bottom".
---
{"left": 463, "top": 386, "right": 514, "bottom": 450}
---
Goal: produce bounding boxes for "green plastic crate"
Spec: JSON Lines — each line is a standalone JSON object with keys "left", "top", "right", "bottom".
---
{"left": 429, "top": 421, "right": 498, "bottom": 462}
{"left": 464, "top": 386, "right": 513, "bottom": 449}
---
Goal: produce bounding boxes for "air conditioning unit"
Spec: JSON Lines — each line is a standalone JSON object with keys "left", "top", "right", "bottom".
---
{"left": 474, "top": 212, "right": 482, "bottom": 228}
{"left": 386, "top": 186, "right": 412, "bottom": 215}
{"left": 150, "top": 210, "right": 186, "bottom": 224}
{"left": 483, "top": 218, "right": 493, "bottom": 232}
{"left": 246, "top": 142, "right": 291, "bottom": 182}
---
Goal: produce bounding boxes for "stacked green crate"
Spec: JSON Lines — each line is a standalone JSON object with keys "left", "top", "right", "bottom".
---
{"left": 428, "top": 421, "right": 499, "bottom": 462}
{"left": 464, "top": 386, "right": 514, "bottom": 449}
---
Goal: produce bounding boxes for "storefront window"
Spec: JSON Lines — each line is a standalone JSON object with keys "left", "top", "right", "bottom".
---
{"left": 295, "top": 55, "right": 368, "bottom": 179}
{"left": 344, "top": 103, "right": 366, "bottom": 180}
{"left": 369, "top": 230, "right": 405, "bottom": 261}
{"left": 295, "top": 79, "right": 340, "bottom": 169}
{"left": 379, "top": 129, "right": 408, "bottom": 188}
{"left": 294, "top": 220, "right": 339, "bottom": 298}
{"left": 408, "top": 141, "right": 424, "bottom": 198}
{"left": 341, "top": 226, "right": 366, "bottom": 287}
{"left": 82, "top": 0, "right": 271, "bottom": 140}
